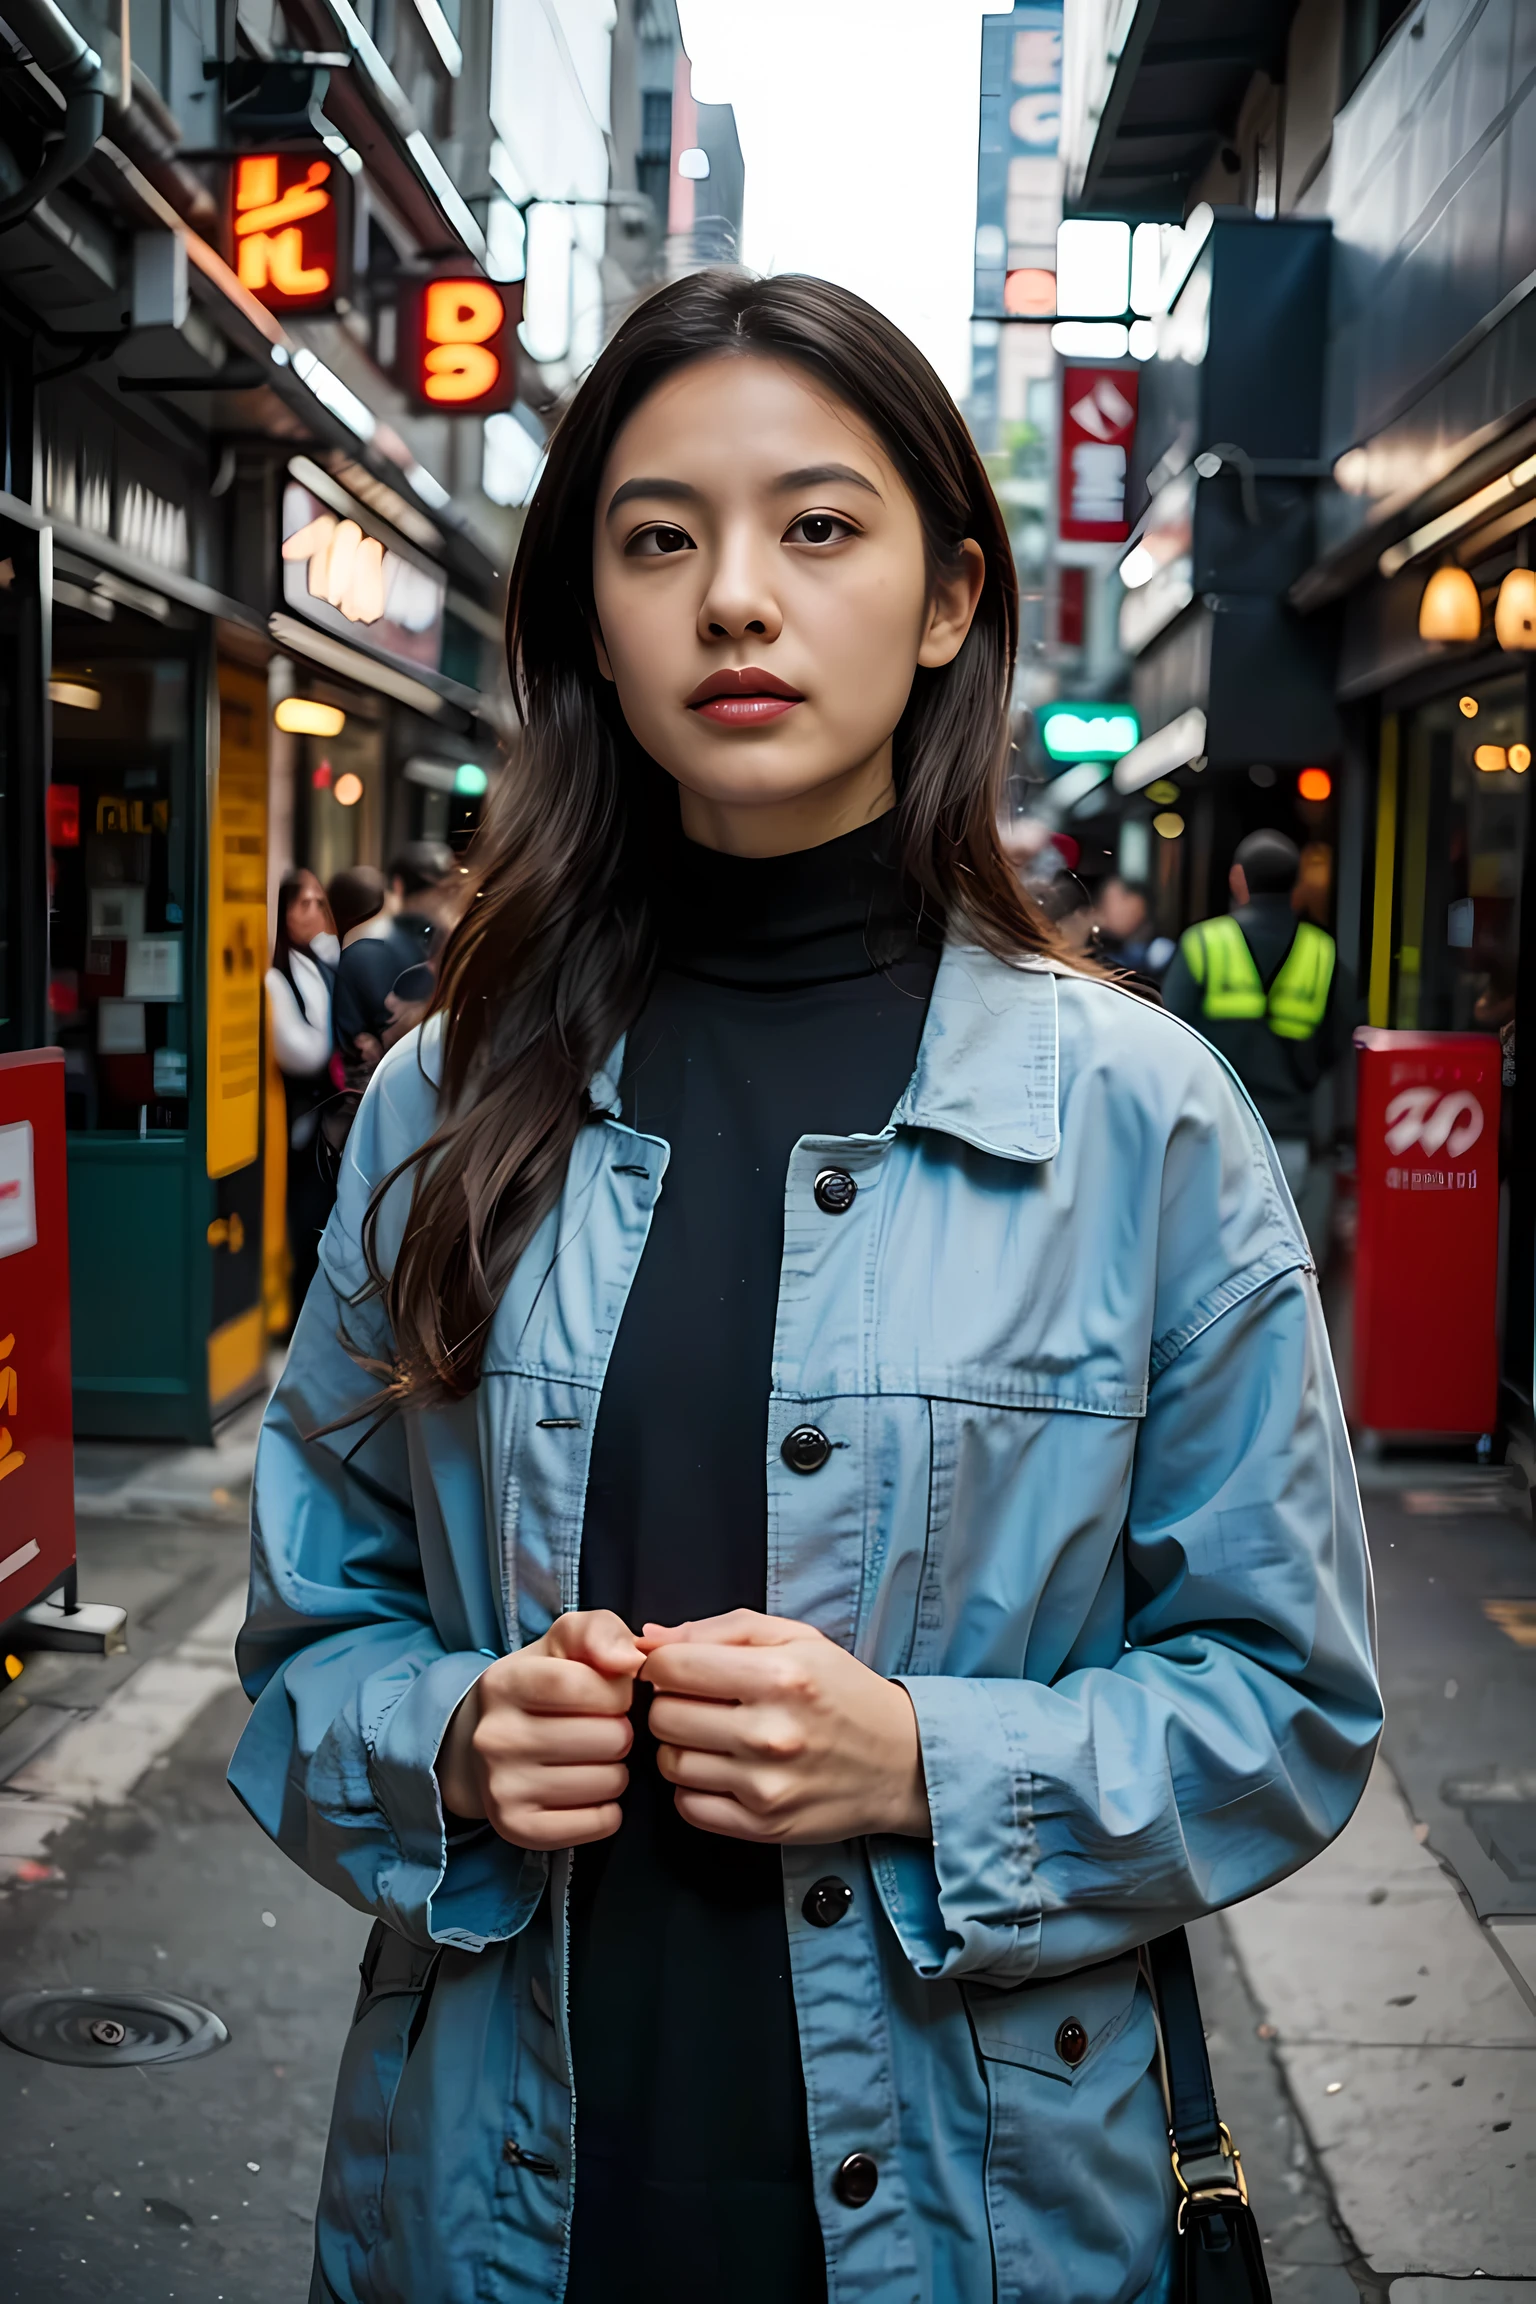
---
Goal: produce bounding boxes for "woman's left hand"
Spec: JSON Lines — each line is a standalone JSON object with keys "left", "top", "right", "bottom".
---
{"left": 640, "top": 1610, "right": 930, "bottom": 1844}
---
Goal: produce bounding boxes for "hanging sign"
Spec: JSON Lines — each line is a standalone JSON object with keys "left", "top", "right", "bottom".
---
{"left": 1059, "top": 364, "right": 1139, "bottom": 543}
{"left": 231, "top": 152, "right": 346, "bottom": 313}
{"left": 206, "top": 663, "right": 269, "bottom": 1182}
{"left": 399, "top": 276, "right": 522, "bottom": 415}
{"left": 281, "top": 480, "right": 447, "bottom": 671}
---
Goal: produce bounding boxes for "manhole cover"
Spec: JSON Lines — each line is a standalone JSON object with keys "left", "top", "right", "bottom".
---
{"left": 0, "top": 1988, "right": 228, "bottom": 2067}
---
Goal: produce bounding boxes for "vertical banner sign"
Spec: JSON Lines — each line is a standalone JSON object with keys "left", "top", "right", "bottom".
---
{"left": 1353, "top": 1029, "right": 1501, "bottom": 1432}
{"left": 232, "top": 152, "right": 342, "bottom": 313}
{"left": 1059, "top": 366, "right": 1139, "bottom": 542}
{"left": 0, "top": 1050, "right": 76, "bottom": 1621}
{"left": 206, "top": 663, "right": 268, "bottom": 1180}
{"left": 973, "top": 1, "right": 1063, "bottom": 321}
{"left": 401, "top": 277, "right": 521, "bottom": 415}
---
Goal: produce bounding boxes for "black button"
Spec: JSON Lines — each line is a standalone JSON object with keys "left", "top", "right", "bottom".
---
{"left": 1055, "top": 2018, "right": 1088, "bottom": 2068}
{"left": 802, "top": 1876, "right": 853, "bottom": 1928}
{"left": 781, "top": 1425, "right": 832, "bottom": 1475}
{"left": 813, "top": 1167, "right": 857, "bottom": 1215}
{"left": 833, "top": 2152, "right": 879, "bottom": 2208}
{"left": 502, "top": 2137, "right": 559, "bottom": 2177}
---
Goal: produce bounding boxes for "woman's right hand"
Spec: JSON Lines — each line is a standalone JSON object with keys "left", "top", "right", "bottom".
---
{"left": 435, "top": 1611, "right": 645, "bottom": 1849}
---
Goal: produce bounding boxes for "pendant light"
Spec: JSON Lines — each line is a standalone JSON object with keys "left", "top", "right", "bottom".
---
{"left": 1418, "top": 562, "right": 1481, "bottom": 642}
{"left": 1495, "top": 555, "right": 1536, "bottom": 651}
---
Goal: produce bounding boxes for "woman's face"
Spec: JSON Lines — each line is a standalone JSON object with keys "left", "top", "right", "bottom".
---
{"left": 590, "top": 354, "right": 984, "bottom": 855}
{"left": 285, "top": 874, "right": 329, "bottom": 949}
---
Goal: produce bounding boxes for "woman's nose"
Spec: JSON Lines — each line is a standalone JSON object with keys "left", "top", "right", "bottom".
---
{"left": 697, "top": 539, "right": 783, "bottom": 645}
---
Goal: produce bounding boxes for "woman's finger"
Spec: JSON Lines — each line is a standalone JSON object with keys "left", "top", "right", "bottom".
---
{"left": 642, "top": 1640, "right": 811, "bottom": 1702}
{"left": 638, "top": 1609, "right": 814, "bottom": 1650}
{"left": 645, "top": 1693, "right": 746, "bottom": 1754}
{"left": 668, "top": 1789, "right": 780, "bottom": 1843}
{"left": 512, "top": 1655, "right": 639, "bottom": 1716}
{"left": 545, "top": 1608, "right": 647, "bottom": 1675}
{"left": 490, "top": 1761, "right": 630, "bottom": 1812}
{"left": 496, "top": 1801, "right": 625, "bottom": 1851}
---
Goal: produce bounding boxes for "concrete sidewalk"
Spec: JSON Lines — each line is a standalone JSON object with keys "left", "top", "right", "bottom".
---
{"left": 1208, "top": 1459, "right": 1536, "bottom": 2292}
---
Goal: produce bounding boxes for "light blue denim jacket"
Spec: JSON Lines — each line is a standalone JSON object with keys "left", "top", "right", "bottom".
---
{"left": 230, "top": 944, "right": 1381, "bottom": 2304}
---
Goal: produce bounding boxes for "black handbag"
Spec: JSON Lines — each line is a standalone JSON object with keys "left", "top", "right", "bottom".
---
{"left": 1146, "top": 1929, "right": 1274, "bottom": 2304}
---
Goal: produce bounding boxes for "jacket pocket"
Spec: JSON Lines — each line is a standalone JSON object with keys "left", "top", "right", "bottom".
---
{"left": 316, "top": 1922, "right": 440, "bottom": 2286}
{"left": 962, "top": 1955, "right": 1172, "bottom": 2304}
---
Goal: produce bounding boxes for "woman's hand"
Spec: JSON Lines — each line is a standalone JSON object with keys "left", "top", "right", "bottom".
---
{"left": 640, "top": 1610, "right": 930, "bottom": 1845}
{"left": 436, "top": 1610, "right": 644, "bottom": 1850}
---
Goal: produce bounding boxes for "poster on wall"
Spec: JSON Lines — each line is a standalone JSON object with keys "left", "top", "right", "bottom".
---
{"left": 1058, "top": 365, "right": 1139, "bottom": 543}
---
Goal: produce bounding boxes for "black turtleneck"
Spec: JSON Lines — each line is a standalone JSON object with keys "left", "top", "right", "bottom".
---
{"left": 565, "top": 815, "right": 940, "bottom": 2304}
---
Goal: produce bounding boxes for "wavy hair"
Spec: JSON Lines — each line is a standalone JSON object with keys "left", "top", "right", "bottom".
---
{"left": 360, "top": 268, "right": 1065, "bottom": 1406}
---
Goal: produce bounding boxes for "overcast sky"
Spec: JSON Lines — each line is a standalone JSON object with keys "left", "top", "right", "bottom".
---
{"left": 676, "top": 0, "right": 992, "bottom": 400}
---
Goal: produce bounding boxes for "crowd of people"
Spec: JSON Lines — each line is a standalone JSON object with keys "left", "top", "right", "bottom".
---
{"left": 265, "top": 839, "right": 461, "bottom": 1318}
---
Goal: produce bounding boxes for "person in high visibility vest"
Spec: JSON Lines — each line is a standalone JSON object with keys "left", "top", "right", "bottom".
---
{"left": 1161, "top": 828, "right": 1351, "bottom": 1208}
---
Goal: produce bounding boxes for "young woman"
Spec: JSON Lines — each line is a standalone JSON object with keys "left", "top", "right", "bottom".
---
{"left": 264, "top": 866, "right": 339, "bottom": 1319}
{"left": 231, "top": 272, "right": 1380, "bottom": 2304}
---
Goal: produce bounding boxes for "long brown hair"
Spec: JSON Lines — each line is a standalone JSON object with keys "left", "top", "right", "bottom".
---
{"left": 362, "top": 269, "right": 1063, "bottom": 1407}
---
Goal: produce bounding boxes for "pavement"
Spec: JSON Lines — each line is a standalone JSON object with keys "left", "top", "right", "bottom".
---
{"left": 0, "top": 1403, "right": 1530, "bottom": 2300}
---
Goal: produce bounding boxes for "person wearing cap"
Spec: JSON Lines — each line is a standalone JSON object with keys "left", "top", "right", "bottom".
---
{"left": 1161, "top": 828, "right": 1351, "bottom": 1207}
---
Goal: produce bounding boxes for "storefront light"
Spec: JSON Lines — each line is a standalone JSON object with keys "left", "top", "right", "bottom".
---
{"left": 1458, "top": 695, "right": 1479, "bottom": 718}
{"left": 275, "top": 697, "right": 346, "bottom": 737}
{"left": 1417, "top": 564, "right": 1481, "bottom": 642}
{"left": 1493, "top": 566, "right": 1536, "bottom": 650}
{"left": 454, "top": 762, "right": 489, "bottom": 796}
{"left": 1298, "top": 767, "right": 1332, "bottom": 801}
{"left": 50, "top": 677, "right": 101, "bottom": 711}
{"left": 1474, "top": 745, "right": 1508, "bottom": 773}
{"left": 1511, "top": 744, "right": 1531, "bottom": 772}
{"left": 1152, "top": 811, "right": 1185, "bottom": 840}
{"left": 333, "top": 771, "right": 365, "bottom": 806}
{"left": 1118, "top": 542, "right": 1157, "bottom": 589}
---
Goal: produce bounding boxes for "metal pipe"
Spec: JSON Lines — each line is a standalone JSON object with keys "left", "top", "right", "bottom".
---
{"left": 0, "top": 0, "right": 106, "bottom": 234}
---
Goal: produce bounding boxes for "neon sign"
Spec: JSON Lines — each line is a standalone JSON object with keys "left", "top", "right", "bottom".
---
{"left": 233, "top": 153, "right": 341, "bottom": 312}
{"left": 402, "top": 276, "right": 519, "bottom": 415}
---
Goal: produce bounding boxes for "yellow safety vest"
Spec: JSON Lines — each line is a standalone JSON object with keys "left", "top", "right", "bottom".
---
{"left": 1180, "top": 914, "right": 1336, "bottom": 1041}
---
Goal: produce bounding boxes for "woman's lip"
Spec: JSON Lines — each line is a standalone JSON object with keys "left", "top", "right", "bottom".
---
{"left": 690, "top": 694, "right": 802, "bottom": 726}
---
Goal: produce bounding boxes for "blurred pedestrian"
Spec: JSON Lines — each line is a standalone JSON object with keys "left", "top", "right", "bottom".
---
{"left": 232, "top": 272, "right": 1378, "bottom": 2304}
{"left": 1162, "top": 828, "right": 1351, "bottom": 1204}
{"left": 264, "top": 867, "right": 338, "bottom": 1322}
{"left": 1093, "top": 874, "right": 1174, "bottom": 981}
{"left": 331, "top": 842, "right": 456, "bottom": 1092}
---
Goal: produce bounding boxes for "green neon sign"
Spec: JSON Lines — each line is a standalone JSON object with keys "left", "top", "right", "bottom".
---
{"left": 1039, "top": 705, "right": 1140, "bottom": 763}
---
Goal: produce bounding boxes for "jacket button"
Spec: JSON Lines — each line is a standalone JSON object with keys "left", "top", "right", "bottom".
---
{"left": 813, "top": 1166, "right": 857, "bottom": 1215}
{"left": 1055, "top": 2018, "right": 1088, "bottom": 2068}
{"left": 781, "top": 1425, "right": 831, "bottom": 1474}
{"left": 802, "top": 1876, "right": 853, "bottom": 1928}
{"left": 832, "top": 2152, "right": 878, "bottom": 2208}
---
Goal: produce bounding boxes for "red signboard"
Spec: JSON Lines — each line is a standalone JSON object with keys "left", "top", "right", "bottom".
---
{"left": 1353, "top": 1029, "right": 1501, "bottom": 1434}
{"left": 400, "top": 276, "right": 522, "bottom": 415}
{"left": 0, "top": 1050, "right": 76, "bottom": 1624}
{"left": 232, "top": 151, "right": 342, "bottom": 313}
{"left": 1058, "top": 365, "right": 1139, "bottom": 543}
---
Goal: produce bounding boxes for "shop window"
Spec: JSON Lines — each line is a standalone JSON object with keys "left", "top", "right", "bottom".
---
{"left": 1395, "top": 674, "right": 1527, "bottom": 1040}
{"left": 298, "top": 708, "right": 385, "bottom": 886}
{"left": 48, "top": 621, "right": 193, "bottom": 1133}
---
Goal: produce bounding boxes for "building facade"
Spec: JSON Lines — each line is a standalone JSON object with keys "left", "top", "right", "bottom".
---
{"left": 0, "top": 0, "right": 738, "bottom": 1441}
{"left": 1064, "top": 0, "right": 1536, "bottom": 1444}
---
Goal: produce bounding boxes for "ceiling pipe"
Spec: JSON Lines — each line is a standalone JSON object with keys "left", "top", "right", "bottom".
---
{"left": 0, "top": 0, "right": 106, "bottom": 233}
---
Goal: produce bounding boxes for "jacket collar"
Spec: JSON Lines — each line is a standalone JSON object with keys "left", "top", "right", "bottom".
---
{"left": 591, "top": 940, "right": 1062, "bottom": 1164}
{"left": 891, "top": 943, "right": 1060, "bottom": 1162}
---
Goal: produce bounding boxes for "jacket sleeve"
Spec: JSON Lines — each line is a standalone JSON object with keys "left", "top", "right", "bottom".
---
{"left": 873, "top": 1204, "right": 1381, "bottom": 1988}
{"left": 226, "top": 1036, "right": 548, "bottom": 1952}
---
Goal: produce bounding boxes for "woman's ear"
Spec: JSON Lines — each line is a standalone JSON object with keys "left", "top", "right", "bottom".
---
{"left": 917, "top": 539, "right": 988, "bottom": 670}
{"left": 590, "top": 618, "right": 616, "bottom": 683}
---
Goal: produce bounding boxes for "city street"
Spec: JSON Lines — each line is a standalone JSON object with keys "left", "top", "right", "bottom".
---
{"left": 0, "top": 1404, "right": 1531, "bottom": 2301}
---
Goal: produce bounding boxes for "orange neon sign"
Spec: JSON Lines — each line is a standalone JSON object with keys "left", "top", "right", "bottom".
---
{"left": 403, "top": 275, "right": 519, "bottom": 414}
{"left": 232, "top": 153, "right": 341, "bottom": 312}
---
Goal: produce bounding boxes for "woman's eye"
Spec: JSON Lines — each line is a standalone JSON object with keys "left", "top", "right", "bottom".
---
{"left": 785, "top": 511, "right": 855, "bottom": 548}
{"left": 628, "top": 524, "right": 695, "bottom": 557}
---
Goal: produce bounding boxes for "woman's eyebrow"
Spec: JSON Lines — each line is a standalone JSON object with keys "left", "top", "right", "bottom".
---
{"left": 606, "top": 476, "right": 700, "bottom": 517}
{"left": 773, "top": 463, "right": 882, "bottom": 499}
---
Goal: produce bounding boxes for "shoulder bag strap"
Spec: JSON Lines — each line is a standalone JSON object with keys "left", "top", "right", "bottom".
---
{"left": 1147, "top": 1927, "right": 1223, "bottom": 2163}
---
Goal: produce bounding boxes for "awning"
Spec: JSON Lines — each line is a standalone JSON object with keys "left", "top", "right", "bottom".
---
{"left": 1075, "top": 0, "right": 1301, "bottom": 220}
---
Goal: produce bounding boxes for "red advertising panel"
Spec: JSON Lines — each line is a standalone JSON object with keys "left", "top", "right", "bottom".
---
{"left": 1353, "top": 1029, "right": 1501, "bottom": 1434}
{"left": 0, "top": 1050, "right": 75, "bottom": 1622}
{"left": 1058, "top": 365, "right": 1138, "bottom": 543}
{"left": 232, "top": 151, "right": 343, "bottom": 313}
{"left": 400, "top": 275, "right": 522, "bottom": 416}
